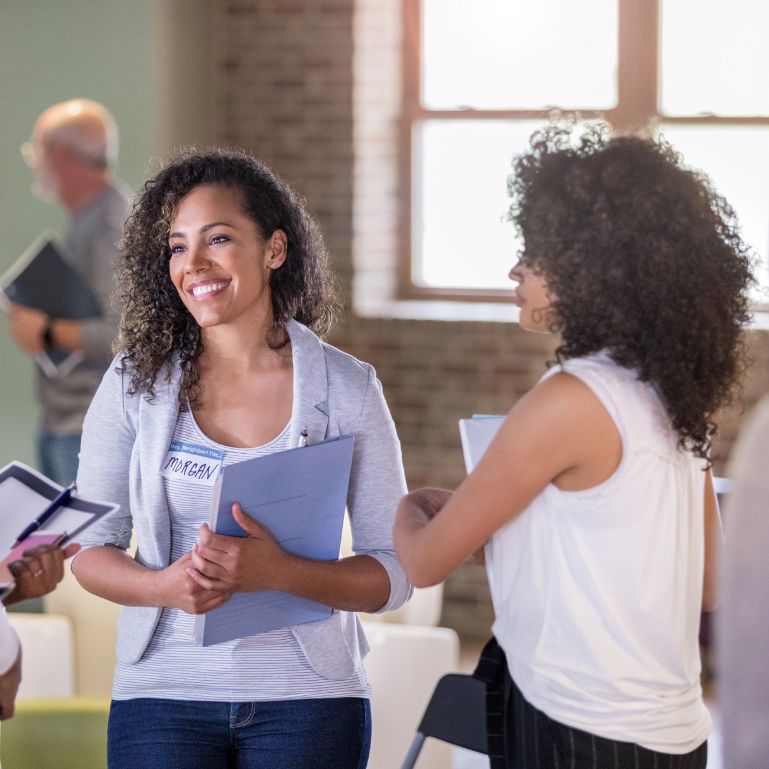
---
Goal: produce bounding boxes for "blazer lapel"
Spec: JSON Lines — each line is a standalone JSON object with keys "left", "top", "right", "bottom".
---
{"left": 139, "top": 363, "right": 183, "bottom": 566}
{"left": 286, "top": 319, "right": 330, "bottom": 447}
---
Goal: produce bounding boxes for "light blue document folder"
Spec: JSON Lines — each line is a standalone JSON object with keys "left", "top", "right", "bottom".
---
{"left": 193, "top": 435, "right": 354, "bottom": 646}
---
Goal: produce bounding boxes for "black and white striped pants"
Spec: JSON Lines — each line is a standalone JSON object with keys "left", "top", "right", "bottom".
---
{"left": 474, "top": 637, "right": 708, "bottom": 769}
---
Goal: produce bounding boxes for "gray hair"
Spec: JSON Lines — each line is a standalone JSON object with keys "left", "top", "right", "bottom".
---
{"left": 36, "top": 99, "right": 119, "bottom": 171}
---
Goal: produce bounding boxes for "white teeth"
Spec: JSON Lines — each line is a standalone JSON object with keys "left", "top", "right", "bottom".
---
{"left": 191, "top": 281, "right": 228, "bottom": 297}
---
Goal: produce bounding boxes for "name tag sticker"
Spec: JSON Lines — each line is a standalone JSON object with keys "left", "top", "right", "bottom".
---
{"left": 162, "top": 440, "right": 224, "bottom": 487}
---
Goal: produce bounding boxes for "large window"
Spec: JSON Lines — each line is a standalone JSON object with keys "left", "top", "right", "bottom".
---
{"left": 404, "top": 0, "right": 769, "bottom": 302}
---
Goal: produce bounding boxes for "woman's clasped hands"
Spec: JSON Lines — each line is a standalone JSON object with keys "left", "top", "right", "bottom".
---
{"left": 161, "top": 502, "right": 288, "bottom": 615}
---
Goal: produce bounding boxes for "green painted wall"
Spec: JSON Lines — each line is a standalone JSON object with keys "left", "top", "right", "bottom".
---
{"left": 0, "top": 0, "right": 156, "bottom": 469}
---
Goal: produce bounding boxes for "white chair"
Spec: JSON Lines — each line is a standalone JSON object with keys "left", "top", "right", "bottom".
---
{"left": 7, "top": 613, "right": 75, "bottom": 698}
{"left": 363, "top": 621, "right": 459, "bottom": 769}
{"left": 338, "top": 517, "right": 460, "bottom": 769}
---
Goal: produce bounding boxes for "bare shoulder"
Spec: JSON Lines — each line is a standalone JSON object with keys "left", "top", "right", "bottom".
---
{"left": 513, "top": 370, "right": 613, "bottom": 426}
{"left": 499, "top": 371, "right": 621, "bottom": 477}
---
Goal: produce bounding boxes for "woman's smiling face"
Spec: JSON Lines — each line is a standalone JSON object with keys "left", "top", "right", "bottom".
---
{"left": 167, "top": 184, "right": 286, "bottom": 332}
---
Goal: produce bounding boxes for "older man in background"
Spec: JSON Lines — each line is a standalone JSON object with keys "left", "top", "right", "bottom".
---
{"left": 9, "top": 99, "right": 131, "bottom": 485}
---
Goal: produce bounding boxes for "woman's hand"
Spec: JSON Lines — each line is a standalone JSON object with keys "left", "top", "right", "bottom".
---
{"left": 3, "top": 542, "right": 81, "bottom": 606}
{"left": 156, "top": 552, "right": 231, "bottom": 615}
{"left": 403, "top": 488, "right": 454, "bottom": 520}
{"left": 188, "top": 503, "right": 288, "bottom": 593}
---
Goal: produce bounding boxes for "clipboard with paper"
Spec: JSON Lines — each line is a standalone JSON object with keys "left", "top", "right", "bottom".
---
{"left": 0, "top": 461, "right": 119, "bottom": 599}
{"left": 193, "top": 434, "right": 354, "bottom": 647}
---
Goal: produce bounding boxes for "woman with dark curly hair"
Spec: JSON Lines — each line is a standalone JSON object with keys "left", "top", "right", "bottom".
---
{"left": 70, "top": 149, "right": 411, "bottom": 769}
{"left": 395, "top": 124, "right": 753, "bottom": 768}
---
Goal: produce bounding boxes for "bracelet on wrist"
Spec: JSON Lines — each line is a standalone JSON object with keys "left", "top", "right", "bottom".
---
{"left": 41, "top": 320, "right": 55, "bottom": 348}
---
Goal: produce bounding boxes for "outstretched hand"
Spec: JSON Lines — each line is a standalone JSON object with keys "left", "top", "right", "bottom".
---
{"left": 188, "top": 503, "right": 288, "bottom": 594}
{"left": 403, "top": 488, "right": 454, "bottom": 520}
{"left": 403, "top": 489, "right": 484, "bottom": 564}
{"left": 3, "top": 542, "right": 81, "bottom": 606}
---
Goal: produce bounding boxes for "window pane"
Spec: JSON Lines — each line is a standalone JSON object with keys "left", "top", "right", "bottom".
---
{"left": 659, "top": 125, "right": 769, "bottom": 296}
{"left": 660, "top": 0, "right": 769, "bottom": 116}
{"left": 415, "top": 121, "right": 769, "bottom": 298}
{"left": 414, "top": 119, "right": 545, "bottom": 290}
{"left": 422, "top": 0, "right": 618, "bottom": 110}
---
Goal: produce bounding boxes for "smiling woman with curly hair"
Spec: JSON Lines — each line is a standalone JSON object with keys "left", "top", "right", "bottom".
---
{"left": 70, "top": 149, "right": 412, "bottom": 769}
{"left": 395, "top": 124, "right": 753, "bottom": 768}
{"left": 116, "top": 148, "right": 339, "bottom": 407}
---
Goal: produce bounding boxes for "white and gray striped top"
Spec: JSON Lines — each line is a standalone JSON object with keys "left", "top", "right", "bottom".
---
{"left": 112, "top": 408, "right": 370, "bottom": 702}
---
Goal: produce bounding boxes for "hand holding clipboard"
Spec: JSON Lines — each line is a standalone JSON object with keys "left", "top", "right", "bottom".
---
{"left": 0, "top": 462, "right": 119, "bottom": 602}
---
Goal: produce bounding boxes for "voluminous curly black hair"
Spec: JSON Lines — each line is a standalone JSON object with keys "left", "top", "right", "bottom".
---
{"left": 507, "top": 123, "right": 754, "bottom": 460}
{"left": 116, "top": 148, "right": 339, "bottom": 404}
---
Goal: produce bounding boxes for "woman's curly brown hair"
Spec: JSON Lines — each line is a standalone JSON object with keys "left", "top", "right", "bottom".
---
{"left": 507, "top": 124, "right": 754, "bottom": 460}
{"left": 116, "top": 148, "right": 339, "bottom": 405}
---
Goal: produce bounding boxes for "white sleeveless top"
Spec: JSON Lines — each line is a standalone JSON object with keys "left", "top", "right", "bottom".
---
{"left": 486, "top": 352, "right": 710, "bottom": 754}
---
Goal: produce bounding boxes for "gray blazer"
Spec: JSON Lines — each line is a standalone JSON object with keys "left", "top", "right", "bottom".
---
{"left": 75, "top": 319, "right": 412, "bottom": 680}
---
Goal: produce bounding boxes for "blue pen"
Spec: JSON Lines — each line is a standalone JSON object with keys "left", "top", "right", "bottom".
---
{"left": 12, "top": 482, "right": 76, "bottom": 548}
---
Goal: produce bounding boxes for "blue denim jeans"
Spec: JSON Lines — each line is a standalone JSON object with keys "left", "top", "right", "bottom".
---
{"left": 107, "top": 697, "right": 371, "bottom": 769}
{"left": 38, "top": 430, "right": 81, "bottom": 486}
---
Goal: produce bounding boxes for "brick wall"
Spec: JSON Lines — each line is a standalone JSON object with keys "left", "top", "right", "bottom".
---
{"left": 213, "top": 0, "right": 357, "bottom": 302}
{"left": 212, "top": 0, "right": 769, "bottom": 638}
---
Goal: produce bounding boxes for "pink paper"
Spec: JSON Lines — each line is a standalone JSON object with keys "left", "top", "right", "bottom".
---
{"left": 1, "top": 533, "right": 65, "bottom": 567}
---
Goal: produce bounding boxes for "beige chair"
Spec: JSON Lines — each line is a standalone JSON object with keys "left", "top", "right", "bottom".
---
{"left": 363, "top": 622, "right": 459, "bottom": 769}
{"left": 341, "top": 518, "right": 460, "bottom": 769}
{"left": 7, "top": 613, "right": 76, "bottom": 699}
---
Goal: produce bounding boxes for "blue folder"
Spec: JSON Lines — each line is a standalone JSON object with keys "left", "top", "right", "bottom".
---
{"left": 193, "top": 435, "right": 354, "bottom": 646}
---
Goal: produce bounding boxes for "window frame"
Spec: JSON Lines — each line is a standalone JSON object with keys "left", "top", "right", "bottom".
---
{"left": 401, "top": 0, "right": 769, "bottom": 302}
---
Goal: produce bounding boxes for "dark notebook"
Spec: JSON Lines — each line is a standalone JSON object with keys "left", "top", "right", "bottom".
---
{"left": 2, "top": 232, "right": 102, "bottom": 318}
{"left": 1, "top": 232, "right": 103, "bottom": 376}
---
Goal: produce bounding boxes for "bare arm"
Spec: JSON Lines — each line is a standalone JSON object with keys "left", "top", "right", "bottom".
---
{"left": 0, "top": 650, "right": 21, "bottom": 720}
{"left": 0, "top": 613, "right": 20, "bottom": 720}
{"left": 7, "top": 304, "right": 86, "bottom": 355}
{"left": 271, "top": 554, "right": 390, "bottom": 612}
{"left": 394, "top": 373, "right": 622, "bottom": 587}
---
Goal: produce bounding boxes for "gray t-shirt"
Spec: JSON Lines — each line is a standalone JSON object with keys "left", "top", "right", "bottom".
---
{"left": 38, "top": 182, "right": 132, "bottom": 435}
